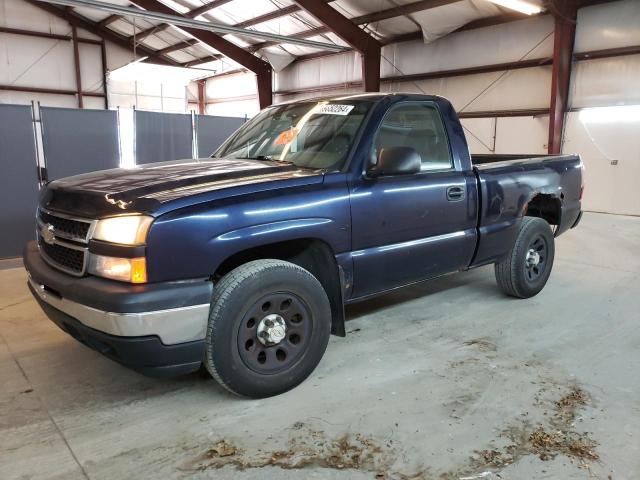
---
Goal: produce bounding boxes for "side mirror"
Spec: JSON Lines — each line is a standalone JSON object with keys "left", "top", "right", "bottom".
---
{"left": 367, "top": 146, "right": 421, "bottom": 178}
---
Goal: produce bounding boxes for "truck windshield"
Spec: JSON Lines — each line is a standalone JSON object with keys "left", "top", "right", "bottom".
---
{"left": 215, "top": 100, "right": 374, "bottom": 170}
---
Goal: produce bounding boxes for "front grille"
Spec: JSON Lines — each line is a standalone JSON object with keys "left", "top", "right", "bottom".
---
{"left": 38, "top": 209, "right": 92, "bottom": 242}
{"left": 40, "top": 241, "right": 86, "bottom": 274}
{"left": 36, "top": 208, "right": 93, "bottom": 276}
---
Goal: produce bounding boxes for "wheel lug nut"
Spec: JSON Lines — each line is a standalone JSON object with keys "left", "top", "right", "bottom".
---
{"left": 264, "top": 319, "right": 273, "bottom": 327}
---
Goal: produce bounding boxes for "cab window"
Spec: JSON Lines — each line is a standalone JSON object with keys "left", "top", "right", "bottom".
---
{"left": 374, "top": 102, "right": 453, "bottom": 171}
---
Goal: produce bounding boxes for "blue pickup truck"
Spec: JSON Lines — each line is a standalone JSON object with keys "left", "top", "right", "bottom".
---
{"left": 24, "top": 93, "right": 583, "bottom": 398}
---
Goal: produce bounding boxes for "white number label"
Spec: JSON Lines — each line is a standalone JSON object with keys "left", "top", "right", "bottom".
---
{"left": 316, "top": 104, "right": 354, "bottom": 115}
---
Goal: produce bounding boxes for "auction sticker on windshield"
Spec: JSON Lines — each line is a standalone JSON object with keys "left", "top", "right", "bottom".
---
{"left": 316, "top": 104, "right": 354, "bottom": 115}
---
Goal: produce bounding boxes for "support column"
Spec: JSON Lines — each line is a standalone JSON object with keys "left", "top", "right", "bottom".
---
{"left": 101, "top": 40, "right": 109, "bottom": 109}
{"left": 256, "top": 69, "right": 273, "bottom": 109}
{"left": 293, "top": 0, "right": 381, "bottom": 93}
{"left": 362, "top": 47, "right": 381, "bottom": 92}
{"left": 71, "top": 26, "right": 83, "bottom": 108}
{"left": 197, "top": 80, "right": 206, "bottom": 114}
{"left": 548, "top": 2, "right": 578, "bottom": 154}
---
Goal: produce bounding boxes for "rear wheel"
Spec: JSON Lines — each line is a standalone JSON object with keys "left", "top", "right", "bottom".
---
{"left": 495, "top": 216, "right": 555, "bottom": 298}
{"left": 204, "top": 259, "right": 331, "bottom": 398}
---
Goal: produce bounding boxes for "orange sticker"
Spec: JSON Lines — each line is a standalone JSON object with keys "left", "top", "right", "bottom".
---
{"left": 274, "top": 128, "right": 298, "bottom": 146}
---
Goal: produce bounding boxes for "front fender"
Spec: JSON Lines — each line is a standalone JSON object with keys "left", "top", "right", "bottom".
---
{"left": 145, "top": 175, "right": 351, "bottom": 282}
{"left": 209, "top": 218, "right": 340, "bottom": 271}
{"left": 215, "top": 218, "right": 333, "bottom": 243}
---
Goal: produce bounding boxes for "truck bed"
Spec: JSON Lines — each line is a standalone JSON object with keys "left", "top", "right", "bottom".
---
{"left": 472, "top": 153, "right": 553, "bottom": 164}
{"left": 469, "top": 153, "right": 583, "bottom": 267}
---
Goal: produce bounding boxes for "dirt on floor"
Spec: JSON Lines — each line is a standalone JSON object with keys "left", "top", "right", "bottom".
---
{"left": 444, "top": 385, "right": 600, "bottom": 479}
{"left": 183, "top": 385, "right": 600, "bottom": 480}
{"left": 183, "top": 423, "right": 410, "bottom": 477}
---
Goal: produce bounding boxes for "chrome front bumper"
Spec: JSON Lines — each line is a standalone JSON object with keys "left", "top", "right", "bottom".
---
{"left": 28, "top": 277, "right": 210, "bottom": 345}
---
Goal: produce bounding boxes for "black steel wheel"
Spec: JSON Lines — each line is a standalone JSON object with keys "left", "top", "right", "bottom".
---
{"left": 524, "top": 235, "right": 548, "bottom": 283}
{"left": 204, "top": 259, "right": 331, "bottom": 398}
{"left": 237, "top": 292, "right": 313, "bottom": 375}
{"left": 495, "top": 216, "right": 555, "bottom": 298}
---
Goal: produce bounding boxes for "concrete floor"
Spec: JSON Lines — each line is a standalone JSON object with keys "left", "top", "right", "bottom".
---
{"left": 1, "top": 212, "right": 639, "bottom": 480}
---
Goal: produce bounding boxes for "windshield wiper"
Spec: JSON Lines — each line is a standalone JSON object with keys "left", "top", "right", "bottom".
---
{"left": 237, "top": 156, "right": 321, "bottom": 171}
{"left": 239, "top": 155, "right": 293, "bottom": 164}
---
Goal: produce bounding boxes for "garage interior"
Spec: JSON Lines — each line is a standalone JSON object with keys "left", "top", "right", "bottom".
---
{"left": 1, "top": 0, "right": 639, "bottom": 479}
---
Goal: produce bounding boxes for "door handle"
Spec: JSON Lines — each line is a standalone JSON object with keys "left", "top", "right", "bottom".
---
{"left": 446, "top": 186, "right": 465, "bottom": 201}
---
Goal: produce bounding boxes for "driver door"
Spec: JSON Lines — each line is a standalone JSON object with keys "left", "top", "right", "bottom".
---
{"left": 349, "top": 101, "right": 477, "bottom": 299}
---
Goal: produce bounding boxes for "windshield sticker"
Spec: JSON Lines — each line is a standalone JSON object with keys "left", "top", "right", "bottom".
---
{"left": 316, "top": 104, "right": 354, "bottom": 115}
{"left": 274, "top": 127, "right": 299, "bottom": 146}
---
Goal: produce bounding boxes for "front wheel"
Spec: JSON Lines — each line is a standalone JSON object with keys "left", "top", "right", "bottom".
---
{"left": 204, "top": 259, "right": 331, "bottom": 398}
{"left": 495, "top": 216, "right": 555, "bottom": 298}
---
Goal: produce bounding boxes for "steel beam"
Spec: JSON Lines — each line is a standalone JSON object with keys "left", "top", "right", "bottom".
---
{"left": 128, "top": 0, "right": 274, "bottom": 108}
{"left": 0, "top": 84, "right": 105, "bottom": 97}
{"left": 574, "top": 44, "right": 640, "bottom": 60}
{"left": 97, "top": 13, "right": 119, "bottom": 27}
{"left": 292, "top": 0, "right": 380, "bottom": 54}
{"left": 271, "top": 40, "right": 637, "bottom": 98}
{"left": 101, "top": 40, "right": 108, "bottom": 109}
{"left": 71, "top": 26, "right": 84, "bottom": 108}
{"left": 156, "top": 38, "right": 199, "bottom": 55}
{"left": 129, "top": 23, "right": 162, "bottom": 41}
{"left": 274, "top": 57, "right": 552, "bottom": 96}
{"left": 36, "top": 0, "right": 347, "bottom": 50}
{"left": 250, "top": 0, "right": 457, "bottom": 53}
{"left": 256, "top": 72, "right": 273, "bottom": 110}
{"left": 361, "top": 49, "right": 381, "bottom": 93}
{"left": 182, "top": 54, "right": 224, "bottom": 67}
{"left": 25, "top": 0, "right": 179, "bottom": 65}
{"left": 349, "top": 0, "right": 458, "bottom": 24}
{"left": 235, "top": 4, "right": 309, "bottom": 29}
{"left": 0, "top": 25, "right": 71, "bottom": 41}
{"left": 236, "top": 1, "right": 333, "bottom": 29}
{"left": 0, "top": 26, "right": 101, "bottom": 44}
{"left": 197, "top": 80, "right": 206, "bottom": 115}
{"left": 293, "top": 0, "right": 381, "bottom": 91}
{"left": 126, "top": 0, "right": 235, "bottom": 42}
{"left": 289, "top": 12, "right": 531, "bottom": 65}
{"left": 184, "top": 0, "right": 234, "bottom": 18}
{"left": 175, "top": 0, "right": 333, "bottom": 63}
{"left": 379, "top": 12, "right": 530, "bottom": 46}
{"left": 385, "top": 57, "right": 552, "bottom": 82}
{"left": 548, "top": 1, "right": 578, "bottom": 154}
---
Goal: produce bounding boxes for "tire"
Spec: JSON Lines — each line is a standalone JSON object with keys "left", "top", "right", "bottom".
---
{"left": 204, "top": 259, "right": 332, "bottom": 398}
{"left": 494, "top": 216, "right": 555, "bottom": 299}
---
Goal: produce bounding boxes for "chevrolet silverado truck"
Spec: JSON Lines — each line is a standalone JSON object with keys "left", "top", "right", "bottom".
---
{"left": 24, "top": 93, "right": 583, "bottom": 398}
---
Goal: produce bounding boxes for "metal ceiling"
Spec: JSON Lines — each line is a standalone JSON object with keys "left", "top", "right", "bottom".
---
{"left": 27, "top": 0, "right": 549, "bottom": 72}
{"left": 36, "top": 0, "right": 349, "bottom": 50}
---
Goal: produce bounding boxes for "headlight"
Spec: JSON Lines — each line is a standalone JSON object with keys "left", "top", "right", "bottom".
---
{"left": 93, "top": 215, "right": 153, "bottom": 245}
{"left": 88, "top": 255, "right": 147, "bottom": 283}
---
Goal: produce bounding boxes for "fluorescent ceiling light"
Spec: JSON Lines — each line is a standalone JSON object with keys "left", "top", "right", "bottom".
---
{"left": 487, "top": 0, "right": 543, "bottom": 15}
{"left": 579, "top": 105, "right": 640, "bottom": 124}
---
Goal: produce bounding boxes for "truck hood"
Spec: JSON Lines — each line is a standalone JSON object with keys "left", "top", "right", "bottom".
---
{"left": 42, "top": 158, "right": 324, "bottom": 217}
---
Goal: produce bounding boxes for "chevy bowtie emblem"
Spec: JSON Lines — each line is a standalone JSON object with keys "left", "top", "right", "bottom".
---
{"left": 40, "top": 223, "right": 56, "bottom": 245}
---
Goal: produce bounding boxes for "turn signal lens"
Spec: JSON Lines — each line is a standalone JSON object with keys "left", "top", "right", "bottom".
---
{"left": 88, "top": 255, "right": 147, "bottom": 283}
{"left": 130, "top": 258, "right": 147, "bottom": 284}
